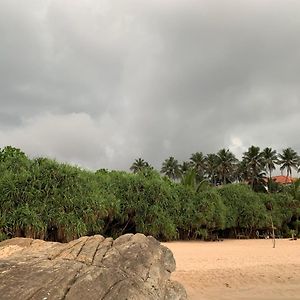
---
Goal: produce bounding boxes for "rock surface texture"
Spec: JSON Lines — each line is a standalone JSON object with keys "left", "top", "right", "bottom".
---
{"left": 0, "top": 233, "right": 187, "bottom": 300}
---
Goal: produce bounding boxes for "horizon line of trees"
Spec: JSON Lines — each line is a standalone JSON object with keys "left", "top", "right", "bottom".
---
{"left": 130, "top": 146, "right": 300, "bottom": 192}
{"left": 0, "top": 145, "right": 299, "bottom": 244}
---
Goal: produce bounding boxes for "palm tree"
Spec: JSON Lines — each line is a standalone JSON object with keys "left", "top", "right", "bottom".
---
{"left": 277, "top": 148, "right": 299, "bottom": 178}
{"left": 181, "top": 169, "right": 197, "bottom": 189}
{"left": 161, "top": 156, "right": 181, "bottom": 180}
{"left": 215, "top": 149, "right": 238, "bottom": 185}
{"left": 190, "top": 152, "right": 206, "bottom": 182}
{"left": 242, "top": 146, "right": 265, "bottom": 190}
{"left": 180, "top": 161, "right": 192, "bottom": 176}
{"left": 205, "top": 153, "right": 218, "bottom": 185}
{"left": 262, "top": 147, "right": 277, "bottom": 187}
{"left": 181, "top": 169, "right": 211, "bottom": 192}
{"left": 130, "top": 158, "right": 150, "bottom": 173}
{"left": 235, "top": 160, "right": 248, "bottom": 183}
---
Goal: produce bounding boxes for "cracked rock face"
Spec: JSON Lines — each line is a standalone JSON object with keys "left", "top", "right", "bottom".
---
{"left": 0, "top": 233, "right": 187, "bottom": 300}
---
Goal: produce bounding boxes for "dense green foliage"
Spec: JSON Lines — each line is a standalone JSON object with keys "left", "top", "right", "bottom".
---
{"left": 0, "top": 146, "right": 300, "bottom": 242}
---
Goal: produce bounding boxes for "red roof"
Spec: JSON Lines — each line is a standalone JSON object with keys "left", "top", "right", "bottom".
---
{"left": 272, "top": 175, "right": 297, "bottom": 184}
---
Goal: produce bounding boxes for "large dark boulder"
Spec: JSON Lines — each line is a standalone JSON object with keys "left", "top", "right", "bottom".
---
{"left": 0, "top": 233, "right": 187, "bottom": 300}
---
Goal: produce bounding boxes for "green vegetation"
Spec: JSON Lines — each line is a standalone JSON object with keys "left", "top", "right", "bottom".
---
{"left": 0, "top": 146, "right": 300, "bottom": 243}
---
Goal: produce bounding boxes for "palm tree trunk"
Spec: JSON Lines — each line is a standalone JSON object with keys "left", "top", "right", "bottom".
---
{"left": 269, "top": 167, "right": 272, "bottom": 191}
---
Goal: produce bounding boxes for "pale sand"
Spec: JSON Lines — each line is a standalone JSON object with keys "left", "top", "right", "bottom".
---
{"left": 163, "top": 239, "right": 300, "bottom": 300}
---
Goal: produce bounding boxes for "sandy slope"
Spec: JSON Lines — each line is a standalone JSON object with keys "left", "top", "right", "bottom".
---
{"left": 163, "top": 239, "right": 300, "bottom": 300}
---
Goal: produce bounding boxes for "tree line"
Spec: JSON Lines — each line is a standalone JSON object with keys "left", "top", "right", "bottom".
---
{"left": 131, "top": 146, "right": 300, "bottom": 192}
{"left": 0, "top": 145, "right": 299, "bottom": 243}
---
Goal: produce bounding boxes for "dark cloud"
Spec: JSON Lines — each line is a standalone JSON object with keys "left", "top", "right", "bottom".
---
{"left": 1, "top": 0, "right": 299, "bottom": 170}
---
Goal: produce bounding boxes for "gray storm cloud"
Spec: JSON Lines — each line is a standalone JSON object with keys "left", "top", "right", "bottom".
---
{"left": 1, "top": 0, "right": 299, "bottom": 170}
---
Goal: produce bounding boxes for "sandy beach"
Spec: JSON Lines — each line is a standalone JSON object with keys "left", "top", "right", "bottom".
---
{"left": 164, "top": 239, "right": 300, "bottom": 300}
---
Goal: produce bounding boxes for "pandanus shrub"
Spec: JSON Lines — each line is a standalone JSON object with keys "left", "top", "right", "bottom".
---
{"left": 218, "top": 184, "right": 268, "bottom": 237}
{"left": 191, "top": 189, "right": 226, "bottom": 239}
{"left": 95, "top": 169, "right": 179, "bottom": 240}
{"left": 0, "top": 145, "right": 299, "bottom": 242}
{"left": 0, "top": 149, "right": 121, "bottom": 242}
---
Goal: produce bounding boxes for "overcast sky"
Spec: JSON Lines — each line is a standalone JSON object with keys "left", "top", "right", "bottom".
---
{"left": 1, "top": 0, "right": 299, "bottom": 170}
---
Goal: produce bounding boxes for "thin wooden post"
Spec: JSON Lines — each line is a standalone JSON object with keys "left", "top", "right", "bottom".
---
{"left": 271, "top": 215, "right": 275, "bottom": 248}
